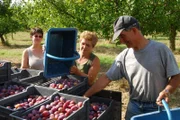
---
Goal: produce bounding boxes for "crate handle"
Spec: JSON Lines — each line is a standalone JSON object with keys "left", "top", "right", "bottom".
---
{"left": 158, "top": 99, "right": 172, "bottom": 120}
{"left": 46, "top": 51, "right": 80, "bottom": 61}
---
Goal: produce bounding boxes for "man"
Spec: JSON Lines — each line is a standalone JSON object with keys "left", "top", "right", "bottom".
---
{"left": 84, "top": 15, "right": 180, "bottom": 120}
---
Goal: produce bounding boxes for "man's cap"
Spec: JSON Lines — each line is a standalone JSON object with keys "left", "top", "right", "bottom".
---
{"left": 112, "top": 15, "right": 139, "bottom": 41}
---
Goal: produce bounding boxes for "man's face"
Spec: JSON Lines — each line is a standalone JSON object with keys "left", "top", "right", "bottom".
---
{"left": 118, "top": 28, "right": 136, "bottom": 48}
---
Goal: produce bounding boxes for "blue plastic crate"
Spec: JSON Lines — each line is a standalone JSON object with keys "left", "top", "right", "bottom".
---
{"left": 44, "top": 28, "right": 80, "bottom": 78}
{"left": 131, "top": 100, "right": 180, "bottom": 120}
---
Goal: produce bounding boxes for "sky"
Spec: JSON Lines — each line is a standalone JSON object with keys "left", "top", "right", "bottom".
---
{"left": 11, "top": 0, "right": 22, "bottom": 4}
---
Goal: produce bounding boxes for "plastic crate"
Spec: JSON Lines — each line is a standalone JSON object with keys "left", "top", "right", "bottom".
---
{"left": 0, "top": 85, "right": 58, "bottom": 119}
{"left": 80, "top": 89, "right": 122, "bottom": 120}
{"left": 0, "top": 81, "right": 31, "bottom": 101}
{"left": 65, "top": 75, "right": 88, "bottom": 95}
{"left": 89, "top": 96, "right": 114, "bottom": 120}
{"left": 11, "top": 68, "right": 21, "bottom": 77}
{"left": 19, "top": 73, "right": 49, "bottom": 86}
{"left": 43, "top": 75, "right": 88, "bottom": 94}
{"left": 94, "top": 90, "right": 122, "bottom": 120}
{"left": 11, "top": 69, "right": 43, "bottom": 81}
{"left": 44, "top": 28, "right": 80, "bottom": 78}
{"left": 0, "top": 114, "right": 9, "bottom": 120}
{"left": 0, "top": 61, "right": 11, "bottom": 83}
{"left": 131, "top": 100, "right": 180, "bottom": 120}
{"left": 10, "top": 92, "right": 89, "bottom": 120}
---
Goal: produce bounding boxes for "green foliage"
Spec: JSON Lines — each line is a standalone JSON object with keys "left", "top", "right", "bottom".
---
{"left": 129, "top": 0, "right": 180, "bottom": 36}
{"left": 0, "top": 0, "right": 24, "bottom": 44}
{"left": 2, "top": 0, "right": 180, "bottom": 50}
{"left": 19, "top": 0, "right": 132, "bottom": 40}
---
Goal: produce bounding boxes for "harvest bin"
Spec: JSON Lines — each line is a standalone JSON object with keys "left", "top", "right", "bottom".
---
{"left": 0, "top": 85, "right": 58, "bottom": 119}
{"left": 131, "top": 100, "right": 180, "bottom": 120}
{"left": 10, "top": 92, "right": 89, "bottom": 120}
{"left": 44, "top": 28, "right": 80, "bottom": 78}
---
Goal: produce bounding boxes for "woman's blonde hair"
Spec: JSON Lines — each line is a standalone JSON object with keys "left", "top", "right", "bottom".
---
{"left": 80, "top": 31, "right": 98, "bottom": 47}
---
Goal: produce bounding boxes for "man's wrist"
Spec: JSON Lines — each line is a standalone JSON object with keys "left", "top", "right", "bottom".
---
{"left": 164, "top": 89, "right": 170, "bottom": 96}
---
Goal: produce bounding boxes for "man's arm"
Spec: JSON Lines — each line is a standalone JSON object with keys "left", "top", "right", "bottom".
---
{"left": 84, "top": 74, "right": 111, "bottom": 97}
{"left": 156, "top": 73, "right": 180, "bottom": 106}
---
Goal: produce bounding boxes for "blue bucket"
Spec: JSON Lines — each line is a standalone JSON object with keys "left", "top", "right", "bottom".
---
{"left": 43, "top": 28, "right": 80, "bottom": 78}
{"left": 131, "top": 100, "right": 180, "bottom": 120}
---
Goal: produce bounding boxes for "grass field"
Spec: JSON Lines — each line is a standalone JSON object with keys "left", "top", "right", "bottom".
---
{"left": 1, "top": 32, "right": 180, "bottom": 120}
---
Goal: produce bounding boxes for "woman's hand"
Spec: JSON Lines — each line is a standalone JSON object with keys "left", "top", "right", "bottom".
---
{"left": 70, "top": 65, "right": 79, "bottom": 74}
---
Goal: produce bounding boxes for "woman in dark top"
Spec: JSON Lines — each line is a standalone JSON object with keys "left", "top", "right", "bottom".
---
{"left": 70, "top": 31, "right": 100, "bottom": 86}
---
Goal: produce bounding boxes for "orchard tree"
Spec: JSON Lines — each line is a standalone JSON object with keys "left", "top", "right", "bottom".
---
{"left": 21, "top": 0, "right": 131, "bottom": 40}
{"left": 19, "top": 0, "right": 180, "bottom": 50}
{"left": 130, "top": 0, "right": 180, "bottom": 51}
{"left": 0, "top": 0, "right": 22, "bottom": 45}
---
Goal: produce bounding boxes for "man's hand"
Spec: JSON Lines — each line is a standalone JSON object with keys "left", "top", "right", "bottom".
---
{"left": 156, "top": 89, "right": 170, "bottom": 106}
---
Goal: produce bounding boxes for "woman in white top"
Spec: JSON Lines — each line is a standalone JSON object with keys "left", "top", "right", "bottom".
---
{"left": 21, "top": 27, "right": 44, "bottom": 70}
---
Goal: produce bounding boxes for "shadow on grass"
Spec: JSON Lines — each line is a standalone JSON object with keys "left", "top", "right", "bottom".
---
{"left": 0, "top": 43, "right": 30, "bottom": 49}
{"left": 11, "top": 44, "right": 30, "bottom": 48}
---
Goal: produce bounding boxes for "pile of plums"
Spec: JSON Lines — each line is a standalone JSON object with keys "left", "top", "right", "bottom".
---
{"left": 89, "top": 102, "right": 108, "bottom": 120}
{"left": 22, "top": 95, "right": 83, "bottom": 120}
{"left": 6, "top": 95, "right": 48, "bottom": 110}
{"left": 49, "top": 78, "right": 80, "bottom": 90}
{"left": 0, "top": 84, "right": 26, "bottom": 99}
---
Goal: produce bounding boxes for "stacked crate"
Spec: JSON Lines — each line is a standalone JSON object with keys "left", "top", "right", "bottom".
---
{"left": 0, "top": 61, "right": 11, "bottom": 83}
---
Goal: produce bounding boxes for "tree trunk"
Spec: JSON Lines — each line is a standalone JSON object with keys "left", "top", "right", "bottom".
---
{"left": 0, "top": 34, "right": 6, "bottom": 44}
{"left": 169, "top": 24, "right": 177, "bottom": 51}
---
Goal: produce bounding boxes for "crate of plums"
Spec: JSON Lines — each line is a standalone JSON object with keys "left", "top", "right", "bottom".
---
{"left": 0, "top": 85, "right": 58, "bottom": 119}
{"left": 89, "top": 96, "right": 114, "bottom": 120}
{"left": 10, "top": 92, "right": 89, "bottom": 120}
{"left": 42, "top": 75, "right": 88, "bottom": 95}
{"left": 0, "top": 80, "right": 31, "bottom": 102}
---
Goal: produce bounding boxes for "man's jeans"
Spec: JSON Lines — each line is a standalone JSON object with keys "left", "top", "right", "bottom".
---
{"left": 125, "top": 100, "right": 158, "bottom": 120}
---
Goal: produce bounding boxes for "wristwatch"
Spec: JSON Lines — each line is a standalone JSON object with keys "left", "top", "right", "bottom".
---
{"left": 164, "top": 89, "right": 170, "bottom": 96}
